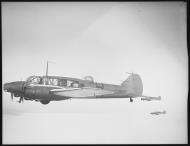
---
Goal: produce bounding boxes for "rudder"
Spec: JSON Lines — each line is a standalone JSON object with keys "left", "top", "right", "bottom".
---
{"left": 121, "top": 73, "right": 143, "bottom": 97}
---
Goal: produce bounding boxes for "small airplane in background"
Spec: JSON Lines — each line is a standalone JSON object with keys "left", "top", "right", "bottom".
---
{"left": 150, "top": 110, "right": 166, "bottom": 115}
{"left": 141, "top": 96, "right": 161, "bottom": 101}
{"left": 3, "top": 62, "right": 161, "bottom": 105}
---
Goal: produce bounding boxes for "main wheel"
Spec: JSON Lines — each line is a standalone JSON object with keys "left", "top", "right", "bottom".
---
{"left": 40, "top": 100, "right": 50, "bottom": 105}
{"left": 130, "top": 98, "right": 133, "bottom": 102}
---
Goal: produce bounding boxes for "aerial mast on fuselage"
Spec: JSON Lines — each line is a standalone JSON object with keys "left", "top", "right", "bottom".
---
{"left": 45, "top": 61, "right": 56, "bottom": 77}
{"left": 46, "top": 61, "right": 48, "bottom": 77}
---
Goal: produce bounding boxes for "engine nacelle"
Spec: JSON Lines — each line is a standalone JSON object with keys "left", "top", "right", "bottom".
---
{"left": 24, "top": 86, "right": 52, "bottom": 100}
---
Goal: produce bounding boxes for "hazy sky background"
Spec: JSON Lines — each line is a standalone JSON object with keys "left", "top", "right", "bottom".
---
{"left": 2, "top": 2, "right": 188, "bottom": 144}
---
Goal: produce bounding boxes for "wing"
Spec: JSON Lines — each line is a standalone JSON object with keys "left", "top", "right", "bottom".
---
{"left": 50, "top": 87, "right": 161, "bottom": 100}
{"left": 150, "top": 112, "right": 160, "bottom": 115}
{"left": 50, "top": 87, "right": 116, "bottom": 99}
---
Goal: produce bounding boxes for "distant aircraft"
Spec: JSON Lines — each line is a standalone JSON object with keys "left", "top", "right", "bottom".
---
{"left": 150, "top": 110, "right": 166, "bottom": 115}
{"left": 141, "top": 96, "right": 161, "bottom": 101}
{"left": 3, "top": 62, "right": 161, "bottom": 105}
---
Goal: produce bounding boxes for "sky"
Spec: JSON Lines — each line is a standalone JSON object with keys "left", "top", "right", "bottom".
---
{"left": 2, "top": 2, "right": 188, "bottom": 144}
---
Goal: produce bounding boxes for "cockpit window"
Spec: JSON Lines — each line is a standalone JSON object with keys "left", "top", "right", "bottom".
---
{"left": 32, "top": 77, "right": 40, "bottom": 84}
{"left": 26, "top": 76, "right": 34, "bottom": 82}
{"left": 26, "top": 76, "right": 82, "bottom": 87}
{"left": 26, "top": 76, "right": 41, "bottom": 84}
{"left": 41, "top": 78, "right": 58, "bottom": 86}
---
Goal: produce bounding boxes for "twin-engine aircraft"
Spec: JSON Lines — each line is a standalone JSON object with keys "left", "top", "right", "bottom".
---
{"left": 150, "top": 110, "right": 166, "bottom": 115}
{"left": 3, "top": 63, "right": 161, "bottom": 105}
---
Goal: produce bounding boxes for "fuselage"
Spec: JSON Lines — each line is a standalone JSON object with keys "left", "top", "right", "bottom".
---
{"left": 3, "top": 75, "right": 125, "bottom": 104}
{"left": 150, "top": 110, "right": 166, "bottom": 115}
{"left": 3, "top": 73, "right": 143, "bottom": 104}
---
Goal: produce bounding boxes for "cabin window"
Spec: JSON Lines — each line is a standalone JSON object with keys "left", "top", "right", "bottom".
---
{"left": 67, "top": 80, "right": 73, "bottom": 87}
{"left": 52, "top": 79, "right": 58, "bottom": 86}
{"left": 48, "top": 78, "right": 53, "bottom": 85}
{"left": 79, "top": 83, "right": 84, "bottom": 87}
{"left": 39, "top": 78, "right": 43, "bottom": 84}
{"left": 66, "top": 80, "right": 80, "bottom": 87}
{"left": 58, "top": 79, "right": 67, "bottom": 86}
{"left": 42, "top": 78, "right": 49, "bottom": 85}
{"left": 71, "top": 82, "right": 79, "bottom": 88}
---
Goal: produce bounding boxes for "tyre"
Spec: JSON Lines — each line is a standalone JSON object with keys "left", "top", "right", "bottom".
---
{"left": 40, "top": 100, "right": 50, "bottom": 104}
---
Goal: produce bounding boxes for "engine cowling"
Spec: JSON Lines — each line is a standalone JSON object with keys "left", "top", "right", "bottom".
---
{"left": 24, "top": 86, "right": 52, "bottom": 100}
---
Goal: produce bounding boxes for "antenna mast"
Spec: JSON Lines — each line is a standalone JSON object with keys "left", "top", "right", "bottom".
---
{"left": 46, "top": 61, "right": 48, "bottom": 77}
{"left": 45, "top": 61, "right": 55, "bottom": 76}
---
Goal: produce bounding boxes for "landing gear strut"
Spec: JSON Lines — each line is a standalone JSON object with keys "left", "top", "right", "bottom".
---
{"left": 130, "top": 98, "right": 133, "bottom": 102}
{"left": 18, "top": 97, "right": 24, "bottom": 103}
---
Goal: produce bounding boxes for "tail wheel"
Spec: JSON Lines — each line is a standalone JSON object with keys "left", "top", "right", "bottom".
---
{"left": 40, "top": 100, "right": 50, "bottom": 105}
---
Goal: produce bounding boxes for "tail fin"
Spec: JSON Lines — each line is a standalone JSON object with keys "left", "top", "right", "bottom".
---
{"left": 121, "top": 73, "right": 143, "bottom": 97}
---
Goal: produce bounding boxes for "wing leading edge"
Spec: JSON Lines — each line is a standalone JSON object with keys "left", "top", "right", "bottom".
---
{"left": 50, "top": 87, "right": 115, "bottom": 98}
{"left": 50, "top": 87, "right": 161, "bottom": 100}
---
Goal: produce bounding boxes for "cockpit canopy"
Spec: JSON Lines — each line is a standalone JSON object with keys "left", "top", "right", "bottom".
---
{"left": 26, "top": 76, "right": 41, "bottom": 84}
{"left": 26, "top": 76, "right": 82, "bottom": 87}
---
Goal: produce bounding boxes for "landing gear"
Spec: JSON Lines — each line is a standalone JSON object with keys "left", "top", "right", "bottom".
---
{"left": 40, "top": 100, "right": 50, "bottom": 105}
{"left": 14, "top": 93, "right": 20, "bottom": 97}
{"left": 11, "top": 93, "right": 14, "bottom": 101}
{"left": 24, "top": 97, "right": 30, "bottom": 100}
{"left": 18, "top": 97, "right": 24, "bottom": 103}
{"left": 130, "top": 98, "right": 133, "bottom": 102}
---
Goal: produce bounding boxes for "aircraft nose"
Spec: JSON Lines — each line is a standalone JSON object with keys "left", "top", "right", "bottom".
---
{"left": 3, "top": 82, "right": 13, "bottom": 91}
{"left": 3, "top": 81, "right": 25, "bottom": 93}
